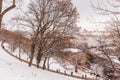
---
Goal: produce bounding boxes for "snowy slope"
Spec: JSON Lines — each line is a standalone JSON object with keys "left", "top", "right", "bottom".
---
{"left": 0, "top": 46, "right": 82, "bottom": 80}
{"left": 3, "top": 43, "right": 95, "bottom": 79}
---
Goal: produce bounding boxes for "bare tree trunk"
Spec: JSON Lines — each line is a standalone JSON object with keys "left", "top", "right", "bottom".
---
{"left": 19, "top": 47, "right": 21, "bottom": 61}
{"left": 75, "top": 55, "right": 78, "bottom": 73}
{"left": 36, "top": 59, "right": 40, "bottom": 68}
{"left": 29, "top": 42, "right": 35, "bottom": 67}
{"left": 36, "top": 49, "right": 43, "bottom": 68}
{"left": 0, "top": 14, "right": 3, "bottom": 32}
{"left": 47, "top": 57, "right": 50, "bottom": 70}
{"left": 43, "top": 57, "right": 47, "bottom": 70}
{"left": 75, "top": 64, "right": 78, "bottom": 73}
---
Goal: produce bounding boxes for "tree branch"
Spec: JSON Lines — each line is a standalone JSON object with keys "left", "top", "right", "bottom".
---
{"left": 2, "top": 0, "right": 16, "bottom": 15}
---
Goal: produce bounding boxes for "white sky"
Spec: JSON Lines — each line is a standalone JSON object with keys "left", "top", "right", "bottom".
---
{"left": 72, "top": 0, "right": 105, "bottom": 31}
{"left": 3, "top": 0, "right": 105, "bottom": 31}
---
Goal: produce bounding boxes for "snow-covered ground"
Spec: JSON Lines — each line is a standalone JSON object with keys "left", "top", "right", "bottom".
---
{"left": 4, "top": 43, "right": 95, "bottom": 78}
{"left": 0, "top": 46, "right": 81, "bottom": 80}
{"left": 0, "top": 43, "right": 95, "bottom": 80}
{"left": 110, "top": 56, "right": 120, "bottom": 64}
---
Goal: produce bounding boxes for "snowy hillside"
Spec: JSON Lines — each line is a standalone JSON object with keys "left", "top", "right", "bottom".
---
{"left": 0, "top": 43, "right": 96, "bottom": 80}
{"left": 0, "top": 46, "right": 83, "bottom": 80}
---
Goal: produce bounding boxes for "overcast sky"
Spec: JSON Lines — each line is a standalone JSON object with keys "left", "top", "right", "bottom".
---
{"left": 3, "top": 0, "right": 105, "bottom": 31}
{"left": 72, "top": 0, "right": 105, "bottom": 31}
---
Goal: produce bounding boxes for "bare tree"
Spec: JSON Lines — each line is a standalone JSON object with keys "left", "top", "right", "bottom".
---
{"left": 91, "top": 0, "right": 120, "bottom": 66}
{"left": 97, "top": 37, "right": 115, "bottom": 69}
{"left": 95, "top": 36, "right": 120, "bottom": 79}
{"left": 14, "top": 0, "right": 79, "bottom": 67}
{"left": 91, "top": 0, "right": 120, "bottom": 41}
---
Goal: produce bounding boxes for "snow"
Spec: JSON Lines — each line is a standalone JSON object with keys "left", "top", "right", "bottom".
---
{"left": 90, "top": 64, "right": 104, "bottom": 80}
{"left": 0, "top": 43, "right": 97, "bottom": 80}
{"left": 110, "top": 56, "right": 120, "bottom": 64}
{"left": 62, "top": 48, "right": 81, "bottom": 53}
{"left": 0, "top": 46, "right": 82, "bottom": 80}
{"left": 3, "top": 35, "right": 119, "bottom": 80}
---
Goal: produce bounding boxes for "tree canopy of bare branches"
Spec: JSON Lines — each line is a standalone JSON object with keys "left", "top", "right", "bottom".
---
{"left": 14, "top": 0, "right": 79, "bottom": 67}
{"left": 91, "top": 0, "right": 120, "bottom": 53}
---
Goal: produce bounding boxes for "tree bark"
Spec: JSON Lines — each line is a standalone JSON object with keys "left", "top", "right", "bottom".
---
{"left": 19, "top": 47, "right": 21, "bottom": 61}
{"left": 36, "top": 49, "right": 43, "bottom": 68}
{"left": 75, "top": 64, "right": 78, "bottom": 73}
{"left": 29, "top": 32, "right": 39, "bottom": 67}
{"left": 47, "top": 57, "right": 50, "bottom": 70}
{"left": 29, "top": 42, "right": 35, "bottom": 66}
{"left": 0, "top": 0, "right": 3, "bottom": 13}
{"left": 0, "top": 14, "right": 2, "bottom": 31}
{"left": 43, "top": 57, "right": 47, "bottom": 70}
